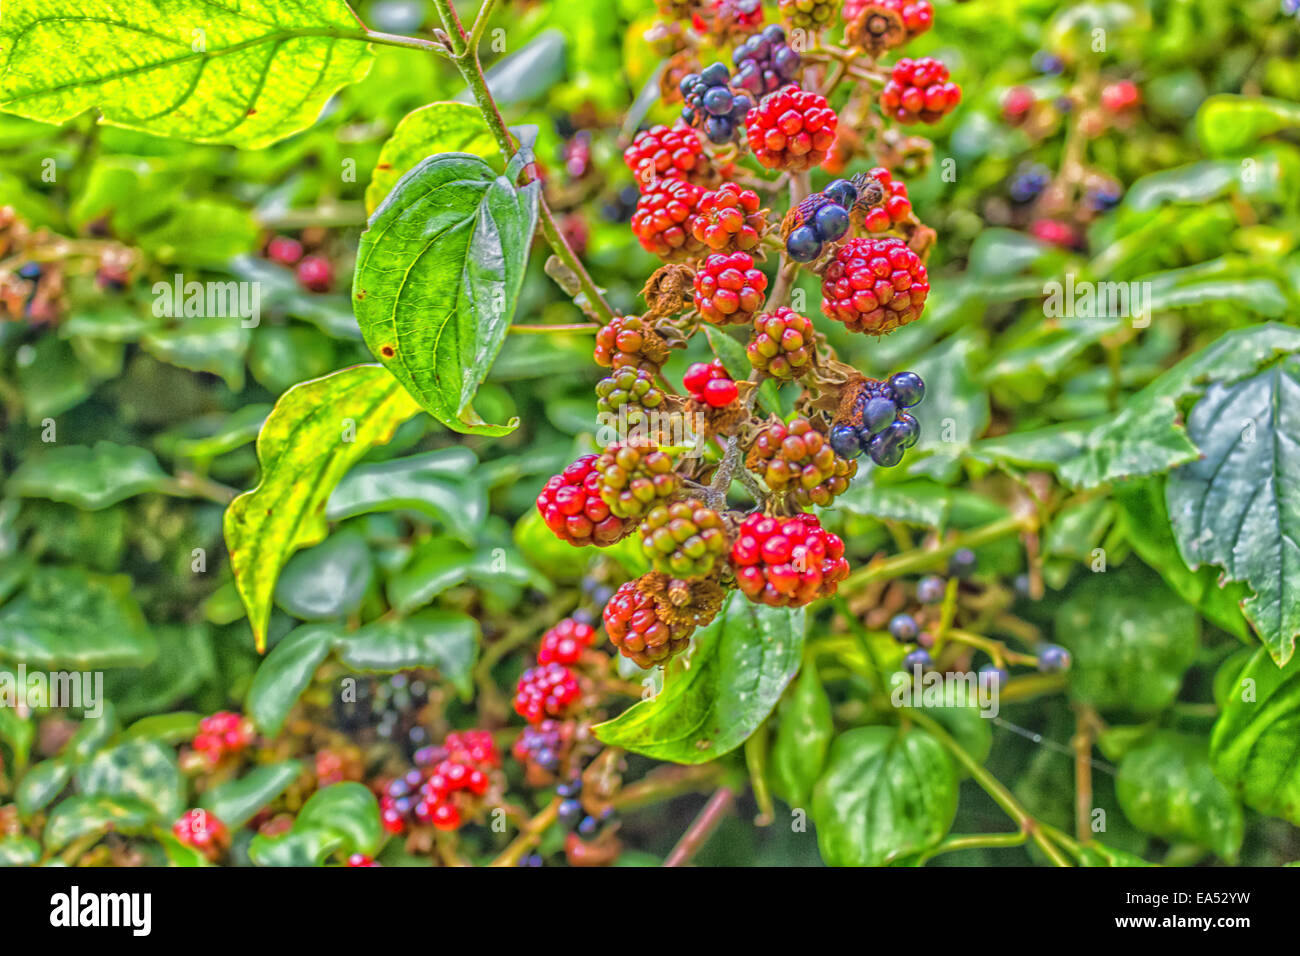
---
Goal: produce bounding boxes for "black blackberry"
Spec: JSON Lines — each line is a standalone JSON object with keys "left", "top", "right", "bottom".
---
{"left": 838, "top": 373, "right": 925, "bottom": 467}
{"left": 680, "top": 63, "right": 753, "bottom": 145}
{"left": 732, "top": 25, "right": 802, "bottom": 96}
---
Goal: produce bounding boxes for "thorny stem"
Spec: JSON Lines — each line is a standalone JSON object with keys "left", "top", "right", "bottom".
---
{"left": 431, "top": 0, "right": 616, "bottom": 325}
{"left": 663, "top": 786, "right": 736, "bottom": 867}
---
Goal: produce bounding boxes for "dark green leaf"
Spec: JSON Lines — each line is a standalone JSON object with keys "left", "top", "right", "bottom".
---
{"left": 6, "top": 442, "right": 169, "bottom": 510}
{"left": 43, "top": 795, "right": 154, "bottom": 853}
{"left": 274, "top": 529, "right": 374, "bottom": 621}
{"left": 246, "top": 624, "right": 342, "bottom": 736}
{"left": 328, "top": 449, "right": 486, "bottom": 544}
{"left": 201, "top": 760, "right": 303, "bottom": 829}
{"left": 770, "top": 658, "right": 833, "bottom": 808}
{"left": 75, "top": 740, "right": 184, "bottom": 821}
{"left": 337, "top": 611, "right": 479, "bottom": 697}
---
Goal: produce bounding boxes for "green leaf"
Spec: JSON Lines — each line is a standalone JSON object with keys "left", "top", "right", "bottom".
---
{"left": 248, "top": 827, "right": 345, "bottom": 867}
{"left": 1210, "top": 648, "right": 1300, "bottom": 826}
{"left": 1197, "top": 95, "right": 1300, "bottom": 156}
{"left": 352, "top": 153, "right": 540, "bottom": 436}
{"left": 1075, "top": 842, "right": 1156, "bottom": 867}
{"left": 907, "top": 333, "right": 990, "bottom": 482}
{"left": 971, "top": 324, "right": 1300, "bottom": 488}
{"left": 201, "top": 760, "right": 303, "bottom": 829}
{"left": 223, "top": 365, "right": 422, "bottom": 651}
{"left": 327, "top": 449, "right": 486, "bottom": 545}
{"left": 43, "top": 795, "right": 154, "bottom": 853}
{"left": 0, "top": 836, "right": 40, "bottom": 867}
{"left": 0, "top": 566, "right": 156, "bottom": 668}
{"left": 835, "top": 479, "right": 956, "bottom": 529}
{"left": 337, "top": 611, "right": 479, "bottom": 697}
{"left": 811, "top": 726, "right": 958, "bottom": 866}
{"left": 1116, "top": 731, "right": 1243, "bottom": 862}
{"left": 274, "top": 529, "right": 374, "bottom": 621}
{"left": 1114, "top": 479, "right": 1250, "bottom": 640}
{"left": 293, "top": 782, "right": 384, "bottom": 857}
{"left": 6, "top": 442, "right": 169, "bottom": 510}
{"left": 16, "top": 760, "right": 72, "bottom": 818}
{"left": 594, "top": 593, "right": 805, "bottom": 764}
{"left": 142, "top": 317, "right": 250, "bottom": 391}
{"left": 1167, "top": 357, "right": 1300, "bottom": 665}
{"left": 366, "top": 102, "right": 503, "bottom": 214}
{"left": 75, "top": 740, "right": 184, "bottom": 821}
{"left": 0, "top": 0, "right": 373, "bottom": 148}
{"left": 104, "top": 624, "right": 216, "bottom": 722}
{"left": 246, "top": 624, "right": 342, "bottom": 735}
{"left": 0, "top": 707, "right": 33, "bottom": 770}
{"left": 770, "top": 658, "right": 833, "bottom": 808}
{"left": 122, "top": 712, "right": 202, "bottom": 745}
{"left": 1055, "top": 566, "right": 1198, "bottom": 716}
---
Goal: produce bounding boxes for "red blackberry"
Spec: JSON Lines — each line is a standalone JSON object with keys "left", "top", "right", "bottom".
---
{"left": 1101, "top": 80, "right": 1141, "bottom": 113}
{"left": 514, "top": 662, "right": 582, "bottom": 724}
{"left": 745, "top": 416, "right": 857, "bottom": 507}
{"left": 536, "top": 455, "right": 629, "bottom": 547}
{"left": 682, "top": 359, "right": 740, "bottom": 407}
{"left": 747, "top": 307, "right": 816, "bottom": 380}
{"left": 744, "top": 85, "right": 838, "bottom": 171}
{"left": 859, "top": 167, "right": 912, "bottom": 232}
{"left": 732, "top": 24, "right": 802, "bottom": 96}
{"left": 639, "top": 498, "right": 730, "bottom": 578}
{"left": 172, "top": 810, "right": 229, "bottom": 861}
{"left": 631, "top": 177, "right": 706, "bottom": 261}
{"left": 843, "top": 0, "right": 933, "bottom": 45}
{"left": 730, "top": 512, "right": 850, "bottom": 606}
{"left": 880, "top": 58, "right": 961, "bottom": 125}
{"left": 693, "top": 251, "right": 768, "bottom": 325}
{"left": 1001, "top": 86, "right": 1035, "bottom": 124}
{"left": 296, "top": 255, "right": 333, "bottom": 292}
{"left": 596, "top": 443, "right": 680, "bottom": 521}
{"left": 346, "top": 854, "right": 379, "bottom": 867}
{"left": 444, "top": 729, "right": 501, "bottom": 769}
{"left": 624, "top": 123, "right": 714, "bottom": 190}
{"left": 593, "top": 314, "right": 669, "bottom": 371}
{"left": 193, "top": 711, "right": 254, "bottom": 766}
{"left": 539, "top": 618, "right": 598, "bottom": 666}
{"left": 266, "top": 236, "right": 303, "bottom": 265}
{"left": 690, "top": 183, "right": 766, "bottom": 253}
{"left": 820, "top": 237, "right": 929, "bottom": 334}
{"left": 603, "top": 577, "right": 696, "bottom": 668}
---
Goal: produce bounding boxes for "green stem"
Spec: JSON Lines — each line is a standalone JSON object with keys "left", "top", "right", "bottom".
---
{"left": 923, "top": 830, "right": 1028, "bottom": 861}
{"left": 841, "top": 515, "right": 1031, "bottom": 590}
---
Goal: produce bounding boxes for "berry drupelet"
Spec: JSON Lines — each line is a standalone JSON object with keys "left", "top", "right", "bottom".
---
{"left": 779, "top": 0, "right": 838, "bottom": 32}
{"left": 858, "top": 167, "right": 912, "bottom": 232}
{"left": 595, "top": 366, "right": 666, "bottom": 424}
{"left": 537, "top": 455, "right": 629, "bottom": 547}
{"left": 690, "top": 182, "right": 766, "bottom": 253}
{"left": 173, "top": 810, "right": 230, "bottom": 862}
{"left": 683, "top": 359, "right": 740, "bottom": 407}
{"left": 680, "top": 63, "right": 754, "bottom": 145}
{"left": 821, "top": 237, "right": 929, "bottom": 334}
{"left": 730, "top": 513, "right": 850, "bottom": 607}
{"left": 693, "top": 251, "right": 768, "bottom": 325}
{"left": 833, "top": 372, "right": 925, "bottom": 466}
{"left": 880, "top": 58, "right": 961, "bottom": 125}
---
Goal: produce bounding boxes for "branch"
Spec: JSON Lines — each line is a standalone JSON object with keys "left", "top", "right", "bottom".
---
{"left": 663, "top": 786, "right": 736, "bottom": 867}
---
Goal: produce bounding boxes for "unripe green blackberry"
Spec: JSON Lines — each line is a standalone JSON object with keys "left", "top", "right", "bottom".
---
{"left": 639, "top": 498, "right": 729, "bottom": 578}
{"left": 746, "top": 416, "right": 857, "bottom": 507}
{"left": 596, "top": 444, "right": 680, "bottom": 520}
{"left": 779, "top": 0, "right": 837, "bottom": 31}
{"left": 747, "top": 307, "right": 816, "bottom": 380}
{"left": 595, "top": 367, "right": 666, "bottom": 423}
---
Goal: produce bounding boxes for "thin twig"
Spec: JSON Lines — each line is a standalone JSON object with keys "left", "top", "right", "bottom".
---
{"left": 663, "top": 786, "right": 736, "bottom": 867}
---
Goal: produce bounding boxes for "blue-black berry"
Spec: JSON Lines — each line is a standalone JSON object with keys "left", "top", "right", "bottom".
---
{"left": 888, "top": 371, "right": 925, "bottom": 408}
{"left": 829, "top": 423, "right": 862, "bottom": 459}
{"left": 824, "top": 178, "right": 858, "bottom": 209}
{"left": 979, "top": 664, "right": 1008, "bottom": 690}
{"left": 889, "top": 613, "right": 920, "bottom": 643}
{"left": 949, "top": 547, "right": 977, "bottom": 578}
{"left": 813, "top": 203, "right": 850, "bottom": 242}
{"left": 860, "top": 394, "right": 898, "bottom": 435}
{"left": 903, "top": 648, "right": 932, "bottom": 672}
{"left": 786, "top": 225, "right": 823, "bottom": 262}
{"left": 680, "top": 65, "right": 752, "bottom": 145}
{"left": 1009, "top": 162, "right": 1051, "bottom": 203}
{"left": 732, "top": 25, "right": 802, "bottom": 96}
{"left": 558, "top": 798, "right": 584, "bottom": 829}
{"left": 916, "top": 575, "right": 945, "bottom": 604}
{"left": 1038, "top": 644, "right": 1071, "bottom": 673}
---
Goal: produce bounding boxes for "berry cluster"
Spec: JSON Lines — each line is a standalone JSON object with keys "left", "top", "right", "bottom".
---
{"left": 731, "top": 24, "right": 802, "bottom": 96}
{"left": 747, "top": 307, "right": 815, "bottom": 380}
{"left": 536, "top": 454, "right": 628, "bottom": 547}
{"left": 632, "top": 177, "right": 705, "bottom": 260}
{"left": 379, "top": 735, "right": 500, "bottom": 835}
{"left": 514, "top": 662, "right": 583, "bottom": 724}
{"left": 640, "top": 498, "right": 729, "bottom": 577}
{"left": 603, "top": 577, "right": 696, "bottom": 667}
{"left": 624, "top": 123, "right": 713, "bottom": 189}
{"left": 172, "top": 810, "right": 229, "bottom": 862}
{"left": 779, "top": 0, "right": 837, "bottom": 31}
{"left": 192, "top": 711, "right": 254, "bottom": 767}
{"left": 829, "top": 371, "right": 925, "bottom": 467}
{"left": 843, "top": 0, "right": 933, "bottom": 48}
{"left": 731, "top": 513, "right": 850, "bottom": 606}
{"left": 680, "top": 63, "right": 755, "bottom": 145}
{"left": 596, "top": 443, "right": 681, "bottom": 520}
{"left": 512, "top": 719, "right": 575, "bottom": 780}
{"left": 683, "top": 359, "right": 740, "bottom": 407}
{"left": 747, "top": 417, "right": 857, "bottom": 507}
{"left": 594, "top": 313, "right": 670, "bottom": 371}
{"left": 820, "top": 237, "right": 929, "bottom": 334}
{"left": 744, "top": 85, "right": 838, "bottom": 171}
{"left": 691, "top": 182, "right": 765, "bottom": 253}
{"left": 693, "top": 251, "right": 768, "bottom": 325}
{"left": 880, "top": 57, "right": 961, "bottom": 125}
{"left": 784, "top": 193, "right": 851, "bottom": 262}
{"left": 595, "top": 366, "right": 666, "bottom": 424}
